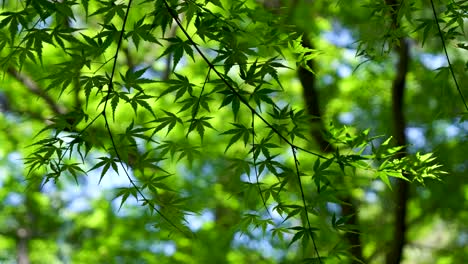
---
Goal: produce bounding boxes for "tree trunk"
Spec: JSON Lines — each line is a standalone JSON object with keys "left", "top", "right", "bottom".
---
{"left": 386, "top": 37, "right": 410, "bottom": 264}
{"left": 299, "top": 35, "right": 364, "bottom": 264}
{"left": 16, "top": 229, "right": 30, "bottom": 264}
{"left": 384, "top": 0, "right": 411, "bottom": 262}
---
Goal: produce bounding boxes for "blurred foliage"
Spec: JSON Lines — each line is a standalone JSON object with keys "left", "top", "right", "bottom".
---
{"left": 0, "top": 0, "right": 466, "bottom": 263}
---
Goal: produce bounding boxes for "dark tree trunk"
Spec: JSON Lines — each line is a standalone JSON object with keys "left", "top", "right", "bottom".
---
{"left": 384, "top": 1, "right": 411, "bottom": 263}
{"left": 299, "top": 35, "right": 364, "bottom": 264}
{"left": 386, "top": 37, "right": 410, "bottom": 264}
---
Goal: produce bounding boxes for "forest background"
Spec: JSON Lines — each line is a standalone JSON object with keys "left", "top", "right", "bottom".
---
{"left": 0, "top": 0, "right": 466, "bottom": 263}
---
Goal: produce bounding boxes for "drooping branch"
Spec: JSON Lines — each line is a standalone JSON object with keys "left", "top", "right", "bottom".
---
{"left": 429, "top": 0, "right": 467, "bottom": 111}
{"left": 7, "top": 67, "right": 65, "bottom": 115}
{"left": 99, "top": 0, "right": 191, "bottom": 236}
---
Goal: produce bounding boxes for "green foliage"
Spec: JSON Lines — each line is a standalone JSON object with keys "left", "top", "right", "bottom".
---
{"left": 0, "top": 0, "right": 466, "bottom": 263}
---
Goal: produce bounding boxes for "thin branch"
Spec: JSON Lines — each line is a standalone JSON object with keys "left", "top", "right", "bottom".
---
{"left": 161, "top": 0, "right": 326, "bottom": 160}
{"left": 292, "top": 146, "right": 322, "bottom": 262}
{"left": 186, "top": 68, "right": 210, "bottom": 138}
{"left": 100, "top": 0, "right": 187, "bottom": 235}
{"left": 252, "top": 111, "right": 272, "bottom": 219}
{"left": 429, "top": 0, "right": 468, "bottom": 112}
{"left": 161, "top": 1, "right": 325, "bottom": 260}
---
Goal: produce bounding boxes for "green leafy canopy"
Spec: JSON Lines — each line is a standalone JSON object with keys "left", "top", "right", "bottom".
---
{"left": 1, "top": 0, "right": 463, "bottom": 263}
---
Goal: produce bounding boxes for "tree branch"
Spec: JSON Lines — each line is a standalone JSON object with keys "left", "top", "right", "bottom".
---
{"left": 7, "top": 67, "right": 65, "bottom": 115}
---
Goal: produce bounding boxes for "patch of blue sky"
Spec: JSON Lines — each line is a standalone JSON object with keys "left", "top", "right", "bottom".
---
{"left": 336, "top": 63, "right": 352, "bottom": 78}
{"left": 371, "top": 180, "right": 386, "bottom": 192}
{"left": 4, "top": 192, "right": 23, "bottom": 206}
{"left": 136, "top": 64, "right": 163, "bottom": 80}
{"left": 338, "top": 112, "right": 355, "bottom": 125}
{"left": 323, "top": 22, "right": 355, "bottom": 48}
{"left": 269, "top": 204, "right": 284, "bottom": 223}
{"left": 432, "top": 119, "right": 466, "bottom": 143}
{"left": 457, "top": 231, "right": 467, "bottom": 246}
{"left": 240, "top": 168, "right": 270, "bottom": 184}
{"left": 445, "top": 124, "right": 460, "bottom": 139}
{"left": 65, "top": 194, "right": 91, "bottom": 212}
{"left": 364, "top": 190, "right": 378, "bottom": 203}
{"left": 326, "top": 202, "right": 341, "bottom": 214}
{"left": 44, "top": 153, "right": 133, "bottom": 213}
{"left": 406, "top": 127, "right": 426, "bottom": 149}
{"left": 149, "top": 241, "right": 176, "bottom": 256}
{"left": 37, "top": 17, "right": 53, "bottom": 29}
{"left": 233, "top": 228, "right": 283, "bottom": 261}
{"left": 323, "top": 24, "right": 363, "bottom": 80}
{"left": 0, "top": 152, "right": 23, "bottom": 186}
{"left": 459, "top": 118, "right": 468, "bottom": 131}
{"left": 419, "top": 53, "right": 446, "bottom": 70}
{"left": 185, "top": 209, "right": 214, "bottom": 231}
{"left": 7, "top": 151, "right": 22, "bottom": 166}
